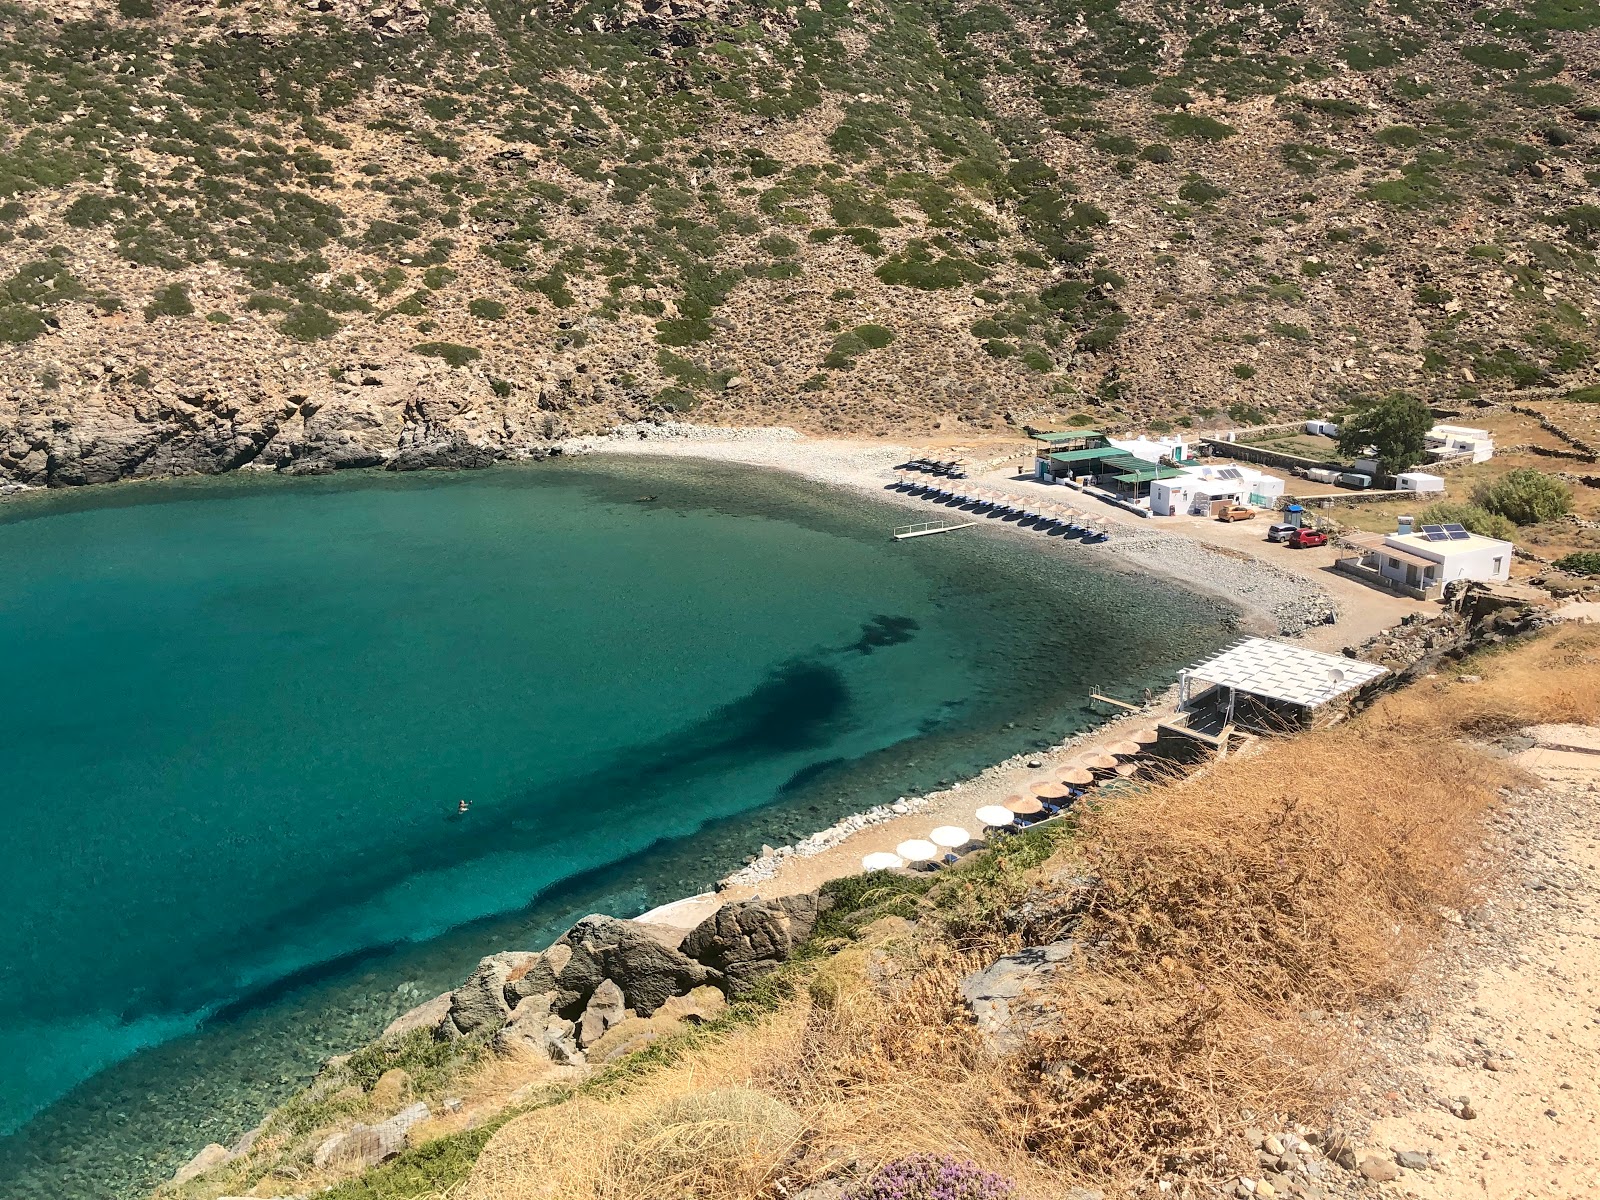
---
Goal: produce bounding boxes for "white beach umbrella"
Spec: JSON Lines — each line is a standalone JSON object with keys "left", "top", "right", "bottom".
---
{"left": 862, "top": 851, "right": 904, "bottom": 872}
{"left": 930, "top": 825, "right": 971, "bottom": 849}
{"left": 974, "top": 805, "right": 1015, "bottom": 828}
{"left": 895, "top": 838, "right": 939, "bottom": 863}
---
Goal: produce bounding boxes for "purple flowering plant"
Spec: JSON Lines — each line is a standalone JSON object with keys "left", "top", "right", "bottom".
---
{"left": 845, "top": 1153, "right": 1018, "bottom": 1200}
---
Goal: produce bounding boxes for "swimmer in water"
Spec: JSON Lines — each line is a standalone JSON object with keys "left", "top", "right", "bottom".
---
{"left": 458, "top": 799, "right": 471, "bottom": 815}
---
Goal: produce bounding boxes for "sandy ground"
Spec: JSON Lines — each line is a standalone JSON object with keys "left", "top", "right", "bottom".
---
{"left": 579, "top": 425, "right": 1440, "bottom": 930}
{"left": 1340, "top": 725, "right": 1600, "bottom": 1197}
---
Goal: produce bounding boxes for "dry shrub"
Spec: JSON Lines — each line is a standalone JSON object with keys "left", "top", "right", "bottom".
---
{"left": 599, "top": 1088, "right": 804, "bottom": 1199}
{"left": 463, "top": 1008, "right": 814, "bottom": 1200}
{"left": 1007, "top": 626, "right": 1600, "bottom": 1181}
{"left": 460, "top": 628, "right": 1600, "bottom": 1200}
{"left": 759, "top": 941, "right": 1042, "bottom": 1185}
{"left": 1380, "top": 624, "right": 1600, "bottom": 737}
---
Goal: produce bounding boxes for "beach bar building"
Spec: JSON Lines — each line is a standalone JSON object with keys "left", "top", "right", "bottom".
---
{"left": 1165, "top": 637, "right": 1389, "bottom": 749}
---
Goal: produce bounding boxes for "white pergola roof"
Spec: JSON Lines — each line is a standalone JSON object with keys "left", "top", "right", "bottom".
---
{"left": 1182, "top": 637, "right": 1388, "bottom": 709}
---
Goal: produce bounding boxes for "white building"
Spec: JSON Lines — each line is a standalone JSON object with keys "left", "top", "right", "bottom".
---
{"left": 1427, "top": 424, "right": 1494, "bottom": 464}
{"left": 1395, "top": 471, "right": 1445, "bottom": 495}
{"left": 1108, "top": 434, "right": 1195, "bottom": 465}
{"left": 1304, "top": 419, "right": 1340, "bottom": 438}
{"left": 1339, "top": 517, "right": 1512, "bottom": 597}
{"left": 1149, "top": 463, "right": 1286, "bottom": 517}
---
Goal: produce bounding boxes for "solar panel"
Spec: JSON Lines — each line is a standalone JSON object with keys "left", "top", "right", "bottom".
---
{"left": 1419, "top": 524, "right": 1448, "bottom": 541}
{"left": 1443, "top": 523, "right": 1471, "bottom": 540}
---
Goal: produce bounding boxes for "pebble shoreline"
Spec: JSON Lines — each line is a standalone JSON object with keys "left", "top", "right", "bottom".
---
{"left": 565, "top": 421, "right": 1339, "bottom": 892}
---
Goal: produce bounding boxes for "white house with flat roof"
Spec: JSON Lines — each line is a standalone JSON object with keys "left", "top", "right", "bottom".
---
{"left": 1149, "top": 463, "right": 1285, "bottom": 516}
{"left": 1108, "top": 434, "right": 1195, "bottom": 465}
{"left": 1337, "top": 516, "right": 1512, "bottom": 597}
{"left": 1427, "top": 424, "right": 1495, "bottom": 464}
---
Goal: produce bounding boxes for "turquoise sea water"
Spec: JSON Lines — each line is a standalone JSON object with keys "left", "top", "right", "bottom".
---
{"left": 0, "top": 459, "right": 1234, "bottom": 1199}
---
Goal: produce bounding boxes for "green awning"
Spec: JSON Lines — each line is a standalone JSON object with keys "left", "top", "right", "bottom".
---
{"left": 1048, "top": 446, "right": 1121, "bottom": 465}
{"left": 1032, "top": 430, "right": 1101, "bottom": 443}
{"left": 1112, "top": 465, "right": 1189, "bottom": 484}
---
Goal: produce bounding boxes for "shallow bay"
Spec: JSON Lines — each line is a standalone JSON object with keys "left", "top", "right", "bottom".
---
{"left": 0, "top": 458, "right": 1233, "bottom": 1198}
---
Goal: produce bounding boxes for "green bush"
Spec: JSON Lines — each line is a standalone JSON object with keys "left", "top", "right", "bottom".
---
{"left": 1139, "top": 143, "right": 1175, "bottom": 164}
{"left": 1416, "top": 501, "right": 1516, "bottom": 541}
{"left": 1460, "top": 42, "right": 1528, "bottom": 71}
{"left": 143, "top": 282, "right": 194, "bottom": 322}
{"left": 413, "top": 341, "right": 481, "bottom": 367}
{"left": 1472, "top": 468, "right": 1573, "bottom": 526}
{"left": 1178, "top": 176, "right": 1226, "bottom": 204}
{"left": 0, "top": 305, "right": 46, "bottom": 343}
{"left": 281, "top": 304, "right": 341, "bottom": 342}
{"left": 1553, "top": 551, "right": 1600, "bottom": 576}
{"left": 468, "top": 298, "right": 508, "bottom": 320}
{"left": 874, "top": 242, "right": 987, "bottom": 290}
{"left": 1547, "top": 205, "right": 1600, "bottom": 248}
{"left": 1375, "top": 125, "right": 1423, "bottom": 148}
{"left": 1156, "top": 112, "right": 1236, "bottom": 141}
{"left": 852, "top": 323, "right": 895, "bottom": 350}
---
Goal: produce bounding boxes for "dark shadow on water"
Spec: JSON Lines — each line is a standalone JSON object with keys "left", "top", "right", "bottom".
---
{"left": 119, "top": 614, "right": 912, "bottom": 1026}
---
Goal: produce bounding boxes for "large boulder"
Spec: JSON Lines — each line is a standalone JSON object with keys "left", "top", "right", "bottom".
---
{"left": 381, "top": 991, "right": 452, "bottom": 1041}
{"left": 171, "top": 1142, "right": 230, "bottom": 1186}
{"left": 681, "top": 893, "right": 826, "bottom": 997}
{"left": 546, "top": 915, "right": 720, "bottom": 1016}
{"left": 959, "top": 941, "right": 1078, "bottom": 1049}
{"left": 312, "top": 1102, "right": 430, "bottom": 1170}
{"left": 445, "top": 952, "right": 541, "bottom": 1038}
{"left": 493, "top": 991, "right": 556, "bottom": 1057}
{"left": 577, "top": 978, "right": 628, "bottom": 1048}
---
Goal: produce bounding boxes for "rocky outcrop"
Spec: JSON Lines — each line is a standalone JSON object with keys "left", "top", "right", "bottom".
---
{"left": 171, "top": 1143, "right": 230, "bottom": 1187}
{"left": 548, "top": 914, "right": 721, "bottom": 1015}
{"left": 312, "top": 1101, "right": 430, "bottom": 1170}
{"left": 577, "top": 978, "right": 628, "bottom": 1048}
{"left": 445, "top": 951, "right": 542, "bottom": 1038}
{"left": 680, "top": 893, "right": 827, "bottom": 997}
{"left": 959, "top": 940, "right": 1079, "bottom": 1049}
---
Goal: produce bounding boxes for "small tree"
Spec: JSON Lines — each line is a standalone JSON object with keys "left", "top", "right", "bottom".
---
{"left": 1336, "top": 392, "right": 1433, "bottom": 474}
{"left": 1416, "top": 501, "right": 1516, "bottom": 541}
{"left": 1472, "top": 468, "right": 1573, "bottom": 526}
{"left": 143, "top": 282, "right": 194, "bottom": 322}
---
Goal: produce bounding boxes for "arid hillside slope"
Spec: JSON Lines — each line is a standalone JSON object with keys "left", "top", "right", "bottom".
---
{"left": 2, "top": 0, "right": 1598, "bottom": 483}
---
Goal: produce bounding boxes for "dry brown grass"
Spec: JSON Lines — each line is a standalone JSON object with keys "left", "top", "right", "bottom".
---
{"left": 458, "top": 627, "right": 1600, "bottom": 1200}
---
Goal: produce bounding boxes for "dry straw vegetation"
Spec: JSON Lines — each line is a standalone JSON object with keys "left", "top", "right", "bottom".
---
{"left": 325, "top": 626, "right": 1600, "bottom": 1200}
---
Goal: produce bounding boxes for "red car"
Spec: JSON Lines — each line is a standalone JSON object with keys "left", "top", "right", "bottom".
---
{"left": 1288, "top": 528, "right": 1328, "bottom": 549}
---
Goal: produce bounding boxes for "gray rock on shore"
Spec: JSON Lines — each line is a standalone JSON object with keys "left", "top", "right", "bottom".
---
{"left": 550, "top": 914, "right": 721, "bottom": 1015}
{"left": 681, "top": 893, "right": 828, "bottom": 997}
{"left": 312, "top": 1101, "right": 430, "bottom": 1170}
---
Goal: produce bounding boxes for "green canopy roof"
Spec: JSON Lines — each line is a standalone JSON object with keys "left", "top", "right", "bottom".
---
{"left": 1113, "top": 465, "right": 1189, "bottom": 484}
{"left": 1048, "top": 446, "right": 1125, "bottom": 465}
{"left": 1032, "top": 430, "right": 1101, "bottom": 443}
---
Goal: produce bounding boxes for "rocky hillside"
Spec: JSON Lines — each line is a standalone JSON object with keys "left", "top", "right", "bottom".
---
{"left": 1, "top": 0, "right": 1598, "bottom": 483}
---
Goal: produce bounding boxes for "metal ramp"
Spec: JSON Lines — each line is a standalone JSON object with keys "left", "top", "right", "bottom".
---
{"left": 892, "top": 520, "right": 979, "bottom": 540}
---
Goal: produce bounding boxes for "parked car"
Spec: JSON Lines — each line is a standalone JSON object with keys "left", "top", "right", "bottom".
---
{"left": 1216, "top": 505, "right": 1256, "bottom": 522}
{"left": 1288, "top": 528, "right": 1328, "bottom": 548}
{"left": 1266, "top": 523, "right": 1298, "bottom": 543}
